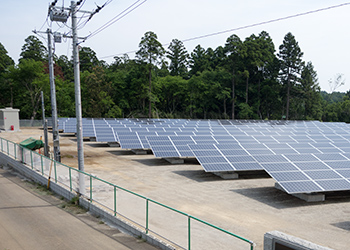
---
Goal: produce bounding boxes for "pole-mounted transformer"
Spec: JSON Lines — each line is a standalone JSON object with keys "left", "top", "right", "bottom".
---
{"left": 49, "top": 7, "right": 69, "bottom": 22}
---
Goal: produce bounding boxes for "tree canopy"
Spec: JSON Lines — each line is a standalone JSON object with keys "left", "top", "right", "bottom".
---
{"left": 0, "top": 31, "right": 348, "bottom": 122}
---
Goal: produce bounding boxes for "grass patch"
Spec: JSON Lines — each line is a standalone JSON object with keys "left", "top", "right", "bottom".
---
{"left": 61, "top": 154, "right": 74, "bottom": 159}
{"left": 59, "top": 196, "right": 87, "bottom": 215}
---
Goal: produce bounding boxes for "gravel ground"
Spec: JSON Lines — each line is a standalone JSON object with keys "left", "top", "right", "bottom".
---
{"left": 1, "top": 127, "right": 350, "bottom": 250}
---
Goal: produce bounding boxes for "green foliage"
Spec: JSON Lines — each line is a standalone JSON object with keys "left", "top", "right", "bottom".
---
{"left": 8, "top": 59, "right": 49, "bottom": 119}
{"left": 81, "top": 66, "right": 122, "bottom": 118}
{"left": 79, "top": 47, "right": 102, "bottom": 72}
{"left": 237, "top": 103, "right": 256, "bottom": 119}
{"left": 20, "top": 35, "right": 47, "bottom": 62}
{"left": 56, "top": 55, "right": 74, "bottom": 82}
{"left": 0, "top": 42, "right": 15, "bottom": 108}
{"left": 167, "top": 39, "right": 189, "bottom": 77}
{"left": 0, "top": 42, "right": 14, "bottom": 73}
{"left": 278, "top": 32, "right": 304, "bottom": 119}
{"left": 189, "top": 45, "right": 208, "bottom": 76}
{"left": 136, "top": 31, "right": 165, "bottom": 118}
{"left": 3, "top": 31, "right": 350, "bottom": 122}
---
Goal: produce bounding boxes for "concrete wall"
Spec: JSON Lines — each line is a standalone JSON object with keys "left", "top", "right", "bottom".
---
{"left": 264, "top": 231, "right": 334, "bottom": 250}
{"left": 0, "top": 151, "right": 174, "bottom": 250}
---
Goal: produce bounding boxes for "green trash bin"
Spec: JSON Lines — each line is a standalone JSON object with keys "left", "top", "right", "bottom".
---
{"left": 19, "top": 137, "right": 45, "bottom": 150}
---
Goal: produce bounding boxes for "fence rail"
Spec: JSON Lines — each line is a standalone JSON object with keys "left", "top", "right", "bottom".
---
{"left": 0, "top": 136, "right": 254, "bottom": 250}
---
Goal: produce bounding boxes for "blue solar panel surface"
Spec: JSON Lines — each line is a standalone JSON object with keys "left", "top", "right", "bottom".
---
{"left": 56, "top": 118, "right": 350, "bottom": 194}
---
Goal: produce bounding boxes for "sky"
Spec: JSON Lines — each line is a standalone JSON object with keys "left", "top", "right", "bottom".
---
{"left": 2, "top": 0, "right": 350, "bottom": 93}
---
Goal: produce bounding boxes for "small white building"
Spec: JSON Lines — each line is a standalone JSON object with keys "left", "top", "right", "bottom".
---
{"left": 0, "top": 107, "right": 20, "bottom": 131}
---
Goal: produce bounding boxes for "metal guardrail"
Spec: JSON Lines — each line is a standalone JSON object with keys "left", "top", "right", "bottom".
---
{"left": 0, "top": 137, "right": 254, "bottom": 250}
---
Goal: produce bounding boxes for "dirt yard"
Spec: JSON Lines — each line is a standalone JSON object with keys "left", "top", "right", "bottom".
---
{"left": 1, "top": 127, "right": 350, "bottom": 250}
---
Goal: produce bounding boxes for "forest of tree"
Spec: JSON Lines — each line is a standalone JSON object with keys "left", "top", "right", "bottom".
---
{"left": 0, "top": 30, "right": 349, "bottom": 122}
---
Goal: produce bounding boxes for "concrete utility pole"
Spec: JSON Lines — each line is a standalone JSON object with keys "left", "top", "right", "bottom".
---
{"left": 47, "top": 28, "right": 61, "bottom": 162}
{"left": 34, "top": 29, "right": 61, "bottom": 161}
{"left": 71, "top": 0, "right": 85, "bottom": 195}
{"left": 47, "top": 0, "right": 97, "bottom": 195}
{"left": 41, "top": 91, "right": 49, "bottom": 158}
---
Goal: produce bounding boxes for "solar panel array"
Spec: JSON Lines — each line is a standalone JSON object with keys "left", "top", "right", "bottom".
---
{"left": 56, "top": 118, "right": 350, "bottom": 194}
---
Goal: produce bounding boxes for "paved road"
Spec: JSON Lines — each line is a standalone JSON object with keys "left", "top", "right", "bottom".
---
{"left": 0, "top": 168, "right": 158, "bottom": 250}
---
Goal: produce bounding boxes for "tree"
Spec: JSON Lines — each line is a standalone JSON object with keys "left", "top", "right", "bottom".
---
{"left": 154, "top": 75, "right": 188, "bottom": 117}
{"left": 0, "top": 43, "right": 15, "bottom": 107}
{"left": 166, "top": 39, "right": 189, "bottom": 77}
{"left": 299, "top": 62, "right": 322, "bottom": 120}
{"left": 278, "top": 32, "right": 303, "bottom": 120}
{"left": 81, "top": 66, "right": 121, "bottom": 118}
{"left": 224, "top": 34, "right": 242, "bottom": 119}
{"left": 0, "top": 43, "right": 14, "bottom": 73}
{"left": 19, "top": 35, "right": 47, "bottom": 62}
{"left": 56, "top": 55, "right": 74, "bottom": 81}
{"left": 79, "top": 46, "right": 101, "bottom": 72}
{"left": 242, "top": 31, "right": 276, "bottom": 117}
{"left": 189, "top": 45, "right": 208, "bottom": 76}
{"left": 8, "top": 59, "right": 49, "bottom": 120}
{"left": 136, "top": 31, "right": 165, "bottom": 118}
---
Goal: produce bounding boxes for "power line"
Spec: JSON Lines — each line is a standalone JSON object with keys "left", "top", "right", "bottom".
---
{"left": 182, "top": 2, "right": 350, "bottom": 44}
{"left": 83, "top": 0, "right": 148, "bottom": 42}
{"left": 100, "top": 2, "right": 350, "bottom": 60}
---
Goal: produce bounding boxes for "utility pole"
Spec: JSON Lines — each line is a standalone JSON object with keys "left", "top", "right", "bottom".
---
{"left": 41, "top": 91, "right": 49, "bottom": 158}
{"left": 71, "top": 0, "right": 85, "bottom": 195}
{"left": 46, "top": 0, "right": 99, "bottom": 196}
{"left": 33, "top": 29, "right": 61, "bottom": 162}
{"left": 47, "top": 28, "right": 61, "bottom": 162}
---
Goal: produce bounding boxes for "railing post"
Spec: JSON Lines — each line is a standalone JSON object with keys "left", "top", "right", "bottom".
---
{"left": 0, "top": 138, "right": 2, "bottom": 152}
{"left": 188, "top": 215, "right": 191, "bottom": 250}
{"left": 90, "top": 175, "right": 92, "bottom": 202}
{"left": 69, "top": 168, "right": 72, "bottom": 191}
{"left": 146, "top": 198, "right": 149, "bottom": 234}
{"left": 7, "top": 140, "right": 9, "bottom": 155}
{"left": 41, "top": 155, "right": 44, "bottom": 175}
{"left": 114, "top": 186, "right": 117, "bottom": 216}
{"left": 14, "top": 144, "right": 16, "bottom": 159}
{"left": 30, "top": 150, "right": 33, "bottom": 169}
{"left": 250, "top": 242, "right": 254, "bottom": 250}
{"left": 54, "top": 161, "right": 57, "bottom": 183}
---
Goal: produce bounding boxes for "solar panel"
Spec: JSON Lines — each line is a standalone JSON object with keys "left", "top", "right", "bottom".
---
{"left": 314, "top": 153, "right": 347, "bottom": 161}
{"left": 325, "top": 161, "right": 350, "bottom": 169}
{"left": 304, "top": 170, "right": 342, "bottom": 180}
{"left": 293, "top": 162, "right": 329, "bottom": 170}
{"left": 57, "top": 118, "right": 350, "bottom": 195}
{"left": 316, "top": 179, "right": 350, "bottom": 191}
{"left": 261, "top": 163, "right": 299, "bottom": 172}
{"left": 278, "top": 181, "right": 323, "bottom": 193}
{"left": 269, "top": 171, "right": 310, "bottom": 182}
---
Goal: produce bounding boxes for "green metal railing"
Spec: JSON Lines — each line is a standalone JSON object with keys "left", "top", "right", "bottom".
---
{"left": 0, "top": 137, "right": 254, "bottom": 250}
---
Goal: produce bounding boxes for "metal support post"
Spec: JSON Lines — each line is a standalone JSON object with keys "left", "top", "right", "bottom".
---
{"left": 41, "top": 91, "right": 49, "bottom": 157}
{"left": 71, "top": 1, "right": 85, "bottom": 195}
{"left": 47, "top": 29, "right": 61, "bottom": 162}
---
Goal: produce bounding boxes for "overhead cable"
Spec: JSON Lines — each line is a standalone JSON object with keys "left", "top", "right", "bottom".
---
{"left": 83, "top": 0, "right": 148, "bottom": 42}
{"left": 100, "top": 2, "right": 350, "bottom": 59}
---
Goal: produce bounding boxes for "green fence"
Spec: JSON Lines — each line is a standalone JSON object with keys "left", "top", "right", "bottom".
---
{"left": 0, "top": 137, "right": 254, "bottom": 250}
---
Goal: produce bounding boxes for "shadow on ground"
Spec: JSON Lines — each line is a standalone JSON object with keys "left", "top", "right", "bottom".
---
{"left": 173, "top": 170, "right": 224, "bottom": 182}
{"left": 332, "top": 221, "right": 350, "bottom": 231}
{"left": 132, "top": 158, "right": 172, "bottom": 166}
{"left": 107, "top": 150, "right": 137, "bottom": 156}
{"left": 174, "top": 169, "right": 270, "bottom": 182}
{"left": 86, "top": 143, "right": 110, "bottom": 148}
{"left": 233, "top": 186, "right": 350, "bottom": 209}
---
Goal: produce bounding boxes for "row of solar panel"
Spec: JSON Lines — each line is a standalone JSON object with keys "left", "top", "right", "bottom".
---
{"left": 57, "top": 118, "right": 350, "bottom": 195}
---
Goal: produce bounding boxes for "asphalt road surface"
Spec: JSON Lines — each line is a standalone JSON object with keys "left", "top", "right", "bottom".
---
{"left": 0, "top": 167, "right": 158, "bottom": 250}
